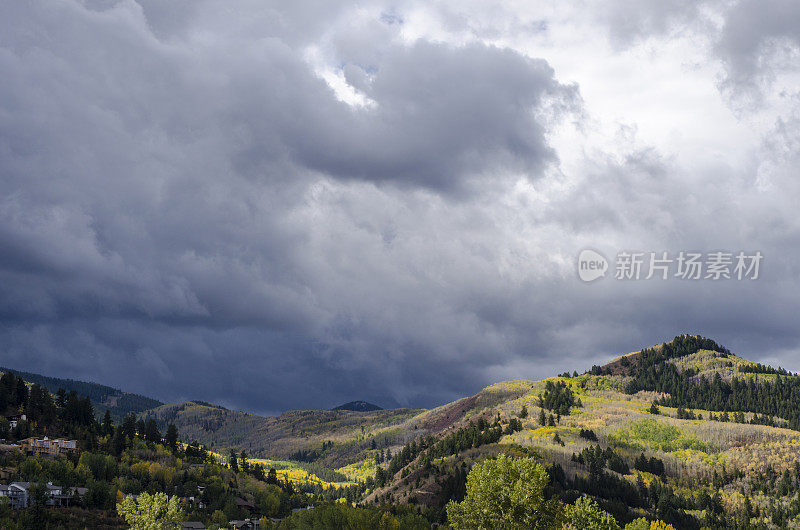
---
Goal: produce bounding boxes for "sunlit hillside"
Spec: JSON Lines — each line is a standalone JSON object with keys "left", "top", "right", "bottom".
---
{"left": 122, "top": 335, "right": 800, "bottom": 527}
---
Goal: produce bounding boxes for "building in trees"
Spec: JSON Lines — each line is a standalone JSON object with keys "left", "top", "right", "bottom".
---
{"left": 19, "top": 437, "right": 78, "bottom": 456}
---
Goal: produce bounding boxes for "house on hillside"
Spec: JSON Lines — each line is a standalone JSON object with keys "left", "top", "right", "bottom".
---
{"left": 19, "top": 437, "right": 77, "bottom": 456}
{"left": 0, "top": 483, "right": 29, "bottom": 509}
{"left": 234, "top": 497, "right": 257, "bottom": 516}
{"left": 0, "top": 482, "right": 86, "bottom": 508}
{"left": 187, "top": 495, "right": 205, "bottom": 509}
{"left": 7, "top": 414, "right": 25, "bottom": 429}
{"left": 180, "top": 523, "right": 205, "bottom": 529}
{"left": 47, "top": 483, "right": 87, "bottom": 506}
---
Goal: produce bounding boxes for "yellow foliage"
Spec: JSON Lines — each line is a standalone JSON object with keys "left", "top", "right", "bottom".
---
{"left": 247, "top": 458, "right": 356, "bottom": 489}
{"left": 130, "top": 462, "right": 150, "bottom": 480}
{"left": 336, "top": 457, "right": 376, "bottom": 482}
{"left": 148, "top": 462, "right": 162, "bottom": 477}
{"left": 650, "top": 521, "right": 675, "bottom": 530}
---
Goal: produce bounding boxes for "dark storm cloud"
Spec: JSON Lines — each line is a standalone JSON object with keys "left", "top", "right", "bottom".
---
{"left": 0, "top": 0, "right": 579, "bottom": 411}
{"left": 293, "top": 41, "right": 576, "bottom": 192}
{"left": 2, "top": 0, "right": 800, "bottom": 416}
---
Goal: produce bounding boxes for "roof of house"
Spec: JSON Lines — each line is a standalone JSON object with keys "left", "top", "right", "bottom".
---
{"left": 229, "top": 521, "right": 257, "bottom": 529}
{"left": 234, "top": 497, "right": 256, "bottom": 508}
{"left": 180, "top": 523, "right": 205, "bottom": 529}
{"left": 4, "top": 482, "right": 72, "bottom": 492}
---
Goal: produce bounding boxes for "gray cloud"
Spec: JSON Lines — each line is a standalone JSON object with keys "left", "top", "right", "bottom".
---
{"left": 599, "top": 0, "right": 711, "bottom": 48}
{"left": 716, "top": 0, "right": 800, "bottom": 100}
{"left": 292, "top": 41, "right": 578, "bottom": 192}
{"left": 1, "top": 0, "right": 800, "bottom": 415}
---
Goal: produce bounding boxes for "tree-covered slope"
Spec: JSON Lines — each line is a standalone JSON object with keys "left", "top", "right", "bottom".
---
{"left": 0, "top": 366, "right": 162, "bottom": 423}
{"left": 143, "top": 400, "right": 427, "bottom": 469}
{"left": 616, "top": 335, "right": 800, "bottom": 430}
{"left": 6, "top": 334, "right": 800, "bottom": 528}
{"left": 358, "top": 335, "right": 800, "bottom": 528}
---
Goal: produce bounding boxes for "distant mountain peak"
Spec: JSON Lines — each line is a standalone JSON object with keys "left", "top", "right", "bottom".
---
{"left": 331, "top": 400, "right": 383, "bottom": 412}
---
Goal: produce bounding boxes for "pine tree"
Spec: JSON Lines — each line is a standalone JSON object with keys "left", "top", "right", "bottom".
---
{"left": 228, "top": 449, "right": 239, "bottom": 472}
{"left": 165, "top": 423, "right": 178, "bottom": 451}
{"left": 111, "top": 427, "right": 126, "bottom": 456}
{"left": 144, "top": 419, "right": 161, "bottom": 443}
{"left": 136, "top": 418, "right": 146, "bottom": 437}
{"left": 122, "top": 414, "right": 137, "bottom": 440}
{"left": 102, "top": 410, "right": 114, "bottom": 437}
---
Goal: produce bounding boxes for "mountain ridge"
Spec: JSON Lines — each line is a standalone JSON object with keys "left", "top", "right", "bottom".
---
{"left": 331, "top": 400, "right": 383, "bottom": 412}
{"left": 0, "top": 365, "right": 162, "bottom": 423}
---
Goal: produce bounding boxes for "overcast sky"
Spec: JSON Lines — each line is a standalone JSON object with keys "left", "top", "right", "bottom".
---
{"left": 2, "top": 0, "right": 800, "bottom": 415}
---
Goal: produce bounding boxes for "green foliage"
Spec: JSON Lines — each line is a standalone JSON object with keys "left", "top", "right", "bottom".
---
{"left": 572, "top": 445, "right": 629, "bottom": 476}
{"left": 622, "top": 336, "right": 800, "bottom": 431}
{"left": 607, "top": 419, "right": 708, "bottom": 452}
{"left": 624, "top": 518, "right": 651, "bottom": 530}
{"left": 633, "top": 453, "right": 665, "bottom": 476}
{"left": 540, "top": 380, "right": 575, "bottom": 416}
{"left": 165, "top": 423, "right": 178, "bottom": 451}
{"left": 78, "top": 452, "right": 118, "bottom": 481}
{"left": 563, "top": 496, "right": 620, "bottom": 530}
{"left": 211, "top": 509, "right": 227, "bottom": 525}
{"left": 0, "top": 370, "right": 371, "bottom": 529}
{"left": 275, "top": 504, "right": 429, "bottom": 529}
{"left": 375, "top": 417, "right": 504, "bottom": 487}
{"left": 253, "top": 486, "right": 281, "bottom": 517}
{"left": 738, "top": 362, "right": 792, "bottom": 376}
{"left": 28, "top": 483, "right": 48, "bottom": 507}
{"left": 445, "top": 454, "right": 559, "bottom": 529}
{"left": 144, "top": 419, "right": 161, "bottom": 443}
{"left": 579, "top": 428, "right": 598, "bottom": 441}
{"left": 85, "top": 479, "right": 115, "bottom": 509}
{"left": 116, "top": 491, "right": 184, "bottom": 530}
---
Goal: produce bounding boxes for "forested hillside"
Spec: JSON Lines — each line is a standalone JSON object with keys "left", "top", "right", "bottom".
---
{"left": 143, "top": 400, "right": 425, "bottom": 469}
{"left": 6, "top": 335, "right": 800, "bottom": 528}
{"left": 357, "top": 335, "right": 800, "bottom": 528}
{"left": 0, "top": 367, "right": 162, "bottom": 423}
{"left": 0, "top": 369, "right": 415, "bottom": 528}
